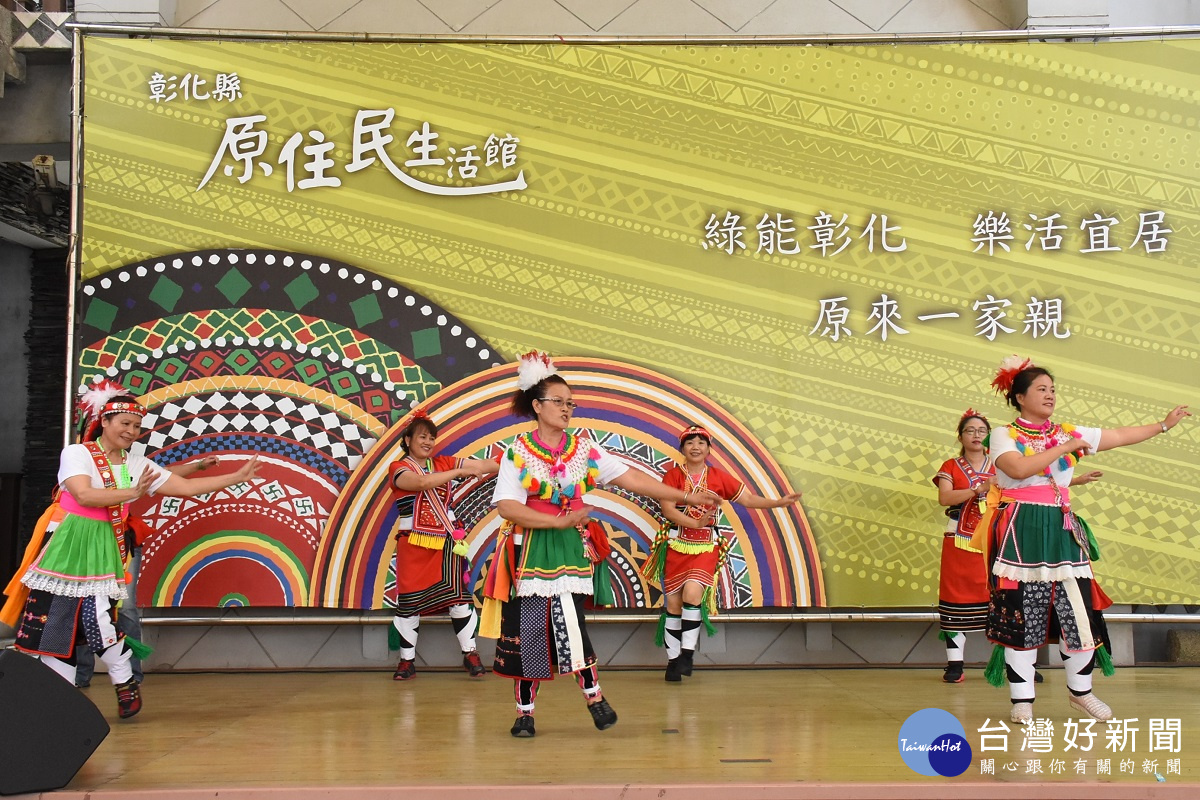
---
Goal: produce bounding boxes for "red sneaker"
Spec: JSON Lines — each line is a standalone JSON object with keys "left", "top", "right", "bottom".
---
{"left": 463, "top": 650, "right": 486, "bottom": 677}
{"left": 115, "top": 679, "right": 142, "bottom": 719}
{"left": 392, "top": 659, "right": 416, "bottom": 680}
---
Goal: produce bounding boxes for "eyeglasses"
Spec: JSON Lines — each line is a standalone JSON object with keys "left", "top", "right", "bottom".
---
{"left": 537, "top": 397, "right": 577, "bottom": 410}
{"left": 962, "top": 427, "right": 989, "bottom": 435}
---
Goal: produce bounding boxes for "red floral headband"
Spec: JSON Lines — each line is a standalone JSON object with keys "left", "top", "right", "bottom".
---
{"left": 102, "top": 400, "right": 147, "bottom": 419}
{"left": 960, "top": 407, "right": 988, "bottom": 426}
{"left": 679, "top": 425, "right": 712, "bottom": 446}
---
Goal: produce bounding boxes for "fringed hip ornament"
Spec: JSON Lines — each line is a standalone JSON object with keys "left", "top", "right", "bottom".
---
{"left": 478, "top": 522, "right": 517, "bottom": 640}
{"left": 584, "top": 521, "right": 615, "bottom": 607}
{"left": 579, "top": 523, "right": 598, "bottom": 564}
{"left": 1052, "top": 483, "right": 1090, "bottom": 553}
{"left": 408, "top": 530, "right": 449, "bottom": 550}
{"left": 640, "top": 522, "right": 672, "bottom": 582}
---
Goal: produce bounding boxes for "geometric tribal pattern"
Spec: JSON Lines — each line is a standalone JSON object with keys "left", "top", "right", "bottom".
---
{"left": 141, "top": 391, "right": 377, "bottom": 470}
{"left": 78, "top": 249, "right": 498, "bottom": 384}
{"left": 80, "top": 314, "right": 435, "bottom": 425}
{"left": 139, "top": 433, "right": 351, "bottom": 487}
{"left": 73, "top": 249, "right": 501, "bottom": 608}
{"left": 89, "top": 340, "right": 414, "bottom": 429}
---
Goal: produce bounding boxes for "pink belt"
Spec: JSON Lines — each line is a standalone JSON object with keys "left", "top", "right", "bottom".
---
{"left": 526, "top": 497, "right": 569, "bottom": 515}
{"left": 1001, "top": 484, "right": 1069, "bottom": 505}
{"left": 59, "top": 491, "right": 124, "bottom": 522}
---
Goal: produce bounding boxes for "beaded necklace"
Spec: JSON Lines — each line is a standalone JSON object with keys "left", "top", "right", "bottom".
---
{"left": 1008, "top": 417, "right": 1083, "bottom": 475}
{"left": 97, "top": 446, "right": 133, "bottom": 489}
{"left": 684, "top": 465, "right": 715, "bottom": 523}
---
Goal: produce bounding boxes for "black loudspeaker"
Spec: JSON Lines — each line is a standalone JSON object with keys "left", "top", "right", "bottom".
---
{"left": 0, "top": 649, "right": 110, "bottom": 795}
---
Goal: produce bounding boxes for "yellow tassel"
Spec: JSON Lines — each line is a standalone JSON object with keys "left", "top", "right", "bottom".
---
{"left": 408, "top": 531, "right": 447, "bottom": 550}
{"left": 668, "top": 539, "right": 716, "bottom": 555}
{"left": 953, "top": 535, "right": 983, "bottom": 553}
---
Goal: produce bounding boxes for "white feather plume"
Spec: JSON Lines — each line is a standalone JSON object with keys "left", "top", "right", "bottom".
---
{"left": 998, "top": 354, "right": 1031, "bottom": 372}
{"left": 78, "top": 379, "right": 127, "bottom": 418}
{"left": 517, "top": 351, "right": 557, "bottom": 391}
{"left": 76, "top": 378, "right": 129, "bottom": 435}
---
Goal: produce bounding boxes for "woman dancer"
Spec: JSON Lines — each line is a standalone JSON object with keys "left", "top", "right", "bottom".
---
{"left": 483, "top": 352, "right": 718, "bottom": 738}
{"left": 12, "top": 381, "right": 258, "bottom": 718}
{"left": 389, "top": 408, "right": 499, "bottom": 681}
{"left": 978, "top": 356, "right": 1189, "bottom": 724}
{"left": 932, "top": 410, "right": 995, "bottom": 683}
{"left": 647, "top": 425, "right": 802, "bottom": 681}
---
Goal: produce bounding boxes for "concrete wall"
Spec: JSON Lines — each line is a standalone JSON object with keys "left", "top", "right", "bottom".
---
{"left": 169, "top": 0, "right": 1028, "bottom": 36}
{"left": 0, "top": 242, "right": 30, "bottom": 474}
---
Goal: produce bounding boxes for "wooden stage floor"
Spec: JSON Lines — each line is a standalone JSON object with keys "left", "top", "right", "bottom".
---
{"left": 23, "top": 666, "right": 1200, "bottom": 799}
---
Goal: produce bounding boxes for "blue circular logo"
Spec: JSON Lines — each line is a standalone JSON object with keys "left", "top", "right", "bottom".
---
{"left": 897, "top": 708, "right": 972, "bottom": 777}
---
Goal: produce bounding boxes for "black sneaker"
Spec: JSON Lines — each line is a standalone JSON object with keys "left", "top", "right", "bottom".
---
{"left": 665, "top": 658, "right": 684, "bottom": 682}
{"left": 392, "top": 659, "right": 416, "bottom": 680}
{"left": 115, "top": 679, "right": 142, "bottom": 719}
{"left": 680, "top": 650, "right": 694, "bottom": 677}
{"left": 943, "top": 662, "right": 965, "bottom": 683}
{"left": 510, "top": 714, "right": 536, "bottom": 738}
{"left": 463, "top": 650, "right": 487, "bottom": 678}
{"left": 1034, "top": 670, "right": 1045, "bottom": 684}
{"left": 587, "top": 697, "right": 618, "bottom": 730}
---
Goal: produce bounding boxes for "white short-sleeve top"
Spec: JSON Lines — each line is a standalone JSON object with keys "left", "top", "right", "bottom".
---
{"left": 58, "top": 443, "right": 172, "bottom": 496}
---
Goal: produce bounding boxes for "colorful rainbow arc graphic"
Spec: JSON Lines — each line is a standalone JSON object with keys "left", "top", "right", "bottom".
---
{"left": 315, "top": 358, "right": 825, "bottom": 610}
{"left": 153, "top": 530, "right": 310, "bottom": 607}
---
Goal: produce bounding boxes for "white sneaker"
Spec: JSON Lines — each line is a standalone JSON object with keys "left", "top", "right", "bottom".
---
{"left": 1010, "top": 702, "right": 1033, "bottom": 724}
{"left": 1069, "top": 693, "right": 1113, "bottom": 721}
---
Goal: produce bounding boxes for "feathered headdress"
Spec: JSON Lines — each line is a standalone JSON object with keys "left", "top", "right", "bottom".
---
{"left": 517, "top": 350, "right": 557, "bottom": 391}
{"left": 679, "top": 424, "right": 712, "bottom": 446}
{"left": 410, "top": 407, "right": 431, "bottom": 422}
{"left": 991, "top": 355, "right": 1034, "bottom": 395}
{"left": 76, "top": 378, "right": 146, "bottom": 440}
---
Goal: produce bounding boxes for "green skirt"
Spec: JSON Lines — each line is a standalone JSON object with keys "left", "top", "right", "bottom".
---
{"left": 991, "top": 502, "right": 1094, "bottom": 584}
{"left": 515, "top": 526, "right": 594, "bottom": 597}
{"left": 21, "top": 513, "right": 127, "bottom": 599}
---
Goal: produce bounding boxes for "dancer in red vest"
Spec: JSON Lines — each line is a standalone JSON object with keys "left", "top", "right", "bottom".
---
{"left": 932, "top": 409, "right": 996, "bottom": 683}
{"left": 646, "top": 425, "right": 802, "bottom": 681}
{"left": 388, "top": 408, "right": 499, "bottom": 680}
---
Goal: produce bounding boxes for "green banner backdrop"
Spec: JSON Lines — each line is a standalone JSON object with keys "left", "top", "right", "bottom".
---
{"left": 77, "top": 36, "right": 1198, "bottom": 609}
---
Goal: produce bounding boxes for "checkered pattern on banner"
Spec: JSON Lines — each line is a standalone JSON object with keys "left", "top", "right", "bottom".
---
{"left": 141, "top": 392, "right": 376, "bottom": 470}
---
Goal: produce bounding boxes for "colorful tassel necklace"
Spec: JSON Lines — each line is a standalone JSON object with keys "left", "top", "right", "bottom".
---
{"left": 508, "top": 430, "right": 600, "bottom": 505}
{"left": 1008, "top": 417, "right": 1084, "bottom": 475}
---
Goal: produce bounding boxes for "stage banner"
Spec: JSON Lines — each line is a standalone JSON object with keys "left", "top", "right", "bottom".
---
{"left": 76, "top": 36, "right": 1198, "bottom": 610}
